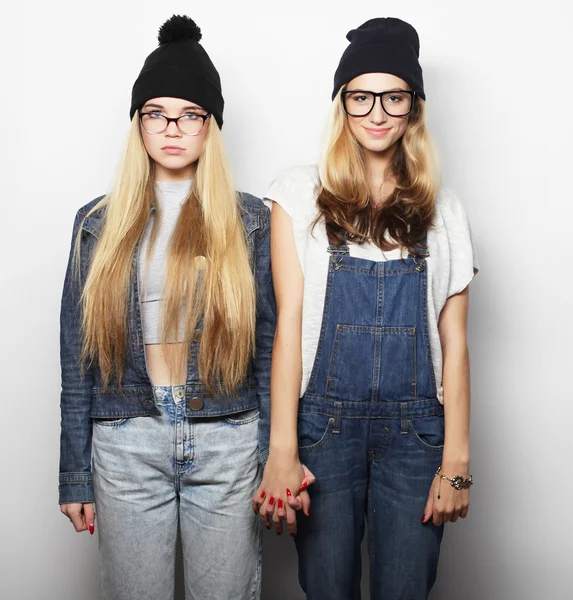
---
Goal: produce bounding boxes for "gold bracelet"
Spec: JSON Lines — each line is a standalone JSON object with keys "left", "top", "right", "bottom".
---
{"left": 435, "top": 465, "right": 473, "bottom": 499}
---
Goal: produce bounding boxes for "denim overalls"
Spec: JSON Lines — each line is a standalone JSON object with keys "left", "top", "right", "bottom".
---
{"left": 295, "top": 238, "right": 445, "bottom": 600}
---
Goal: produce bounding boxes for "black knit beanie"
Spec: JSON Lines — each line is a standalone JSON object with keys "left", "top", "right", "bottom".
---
{"left": 332, "top": 17, "right": 425, "bottom": 101}
{"left": 130, "top": 15, "right": 224, "bottom": 128}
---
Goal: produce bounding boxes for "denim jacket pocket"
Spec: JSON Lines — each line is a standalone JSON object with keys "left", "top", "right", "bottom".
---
{"left": 244, "top": 219, "right": 260, "bottom": 268}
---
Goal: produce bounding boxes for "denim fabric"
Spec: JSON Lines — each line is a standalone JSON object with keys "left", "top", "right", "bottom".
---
{"left": 59, "top": 193, "right": 276, "bottom": 504}
{"left": 92, "top": 385, "right": 262, "bottom": 600}
{"left": 294, "top": 241, "right": 444, "bottom": 600}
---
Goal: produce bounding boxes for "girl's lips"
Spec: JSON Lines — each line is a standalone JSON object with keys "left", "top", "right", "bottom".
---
{"left": 364, "top": 127, "right": 391, "bottom": 137}
{"left": 161, "top": 146, "right": 185, "bottom": 155}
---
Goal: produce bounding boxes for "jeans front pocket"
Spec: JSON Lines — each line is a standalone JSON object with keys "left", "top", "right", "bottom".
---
{"left": 224, "top": 408, "right": 260, "bottom": 426}
{"left": 93, "top": 417, "right": 130, "bottom": 428}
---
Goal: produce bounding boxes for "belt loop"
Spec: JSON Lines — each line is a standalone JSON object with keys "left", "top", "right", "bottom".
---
{"left": 332, "top": 401, "right": 342, "bottom": 434}
{"left": 400, "top": 402, "right": 408, "bottom": 435}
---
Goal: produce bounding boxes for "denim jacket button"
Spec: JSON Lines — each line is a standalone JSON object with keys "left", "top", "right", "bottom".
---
{"left": 175, "top": 388, "right": 185, "bottom": 399}
{"left": 190, "top": 397, "right": 204, "bottom": 410}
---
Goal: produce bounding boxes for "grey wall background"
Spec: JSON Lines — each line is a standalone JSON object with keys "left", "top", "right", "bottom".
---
{"left": 1, "top": 1, "right": 572, "bottom": 598}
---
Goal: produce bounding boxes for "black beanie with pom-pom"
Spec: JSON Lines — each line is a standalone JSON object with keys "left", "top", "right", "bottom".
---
{"left": 130, "top": 15, "right": 224, "bottom": 128}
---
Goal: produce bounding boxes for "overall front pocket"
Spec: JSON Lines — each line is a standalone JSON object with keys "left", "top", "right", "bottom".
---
{"left": 409, "top": 414, "right": 445, "bottom": 451}
{"left": 297, "top": 411, "right": 334, "bottom": 452}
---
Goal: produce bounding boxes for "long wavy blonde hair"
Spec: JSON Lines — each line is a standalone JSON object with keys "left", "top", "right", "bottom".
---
{"left": 316, "top": 88, "right": 439, "bottom": 253}
{"left": 78, "top": 115, "right": 255, "bottom": 393}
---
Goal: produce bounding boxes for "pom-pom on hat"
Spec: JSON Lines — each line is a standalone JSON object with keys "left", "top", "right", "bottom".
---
{"left": 130, "top": 15, "right": 224, "bottom": 128}
{"left": 332, "top": 17, "right": 425, "bottom": 102}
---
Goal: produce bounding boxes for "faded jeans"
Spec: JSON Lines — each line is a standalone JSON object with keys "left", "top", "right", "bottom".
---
{"left": 92, "top": 385, "right": 262, "bottom": 600}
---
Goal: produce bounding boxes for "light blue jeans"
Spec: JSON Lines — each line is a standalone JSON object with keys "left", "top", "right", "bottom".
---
{"left": 92, "top": 385, "right": 262, "bottom": 600}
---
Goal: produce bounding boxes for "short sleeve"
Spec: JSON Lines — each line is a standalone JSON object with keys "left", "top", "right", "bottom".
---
{"left": 264, "top": 165, "right": 320, "bottom": 224}
{"left": 437, "top": 188, "right": 479, "bottom": 298}
{"left": 263, "top": 165, "right": 322, "bottom": 279}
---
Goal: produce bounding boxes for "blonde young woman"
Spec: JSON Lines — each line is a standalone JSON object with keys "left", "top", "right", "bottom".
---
{"left": 58, "top": 16, "right": 275, "bottom": 600}
{"left": 254, "top": 18, "right": 478, "bottom": 599}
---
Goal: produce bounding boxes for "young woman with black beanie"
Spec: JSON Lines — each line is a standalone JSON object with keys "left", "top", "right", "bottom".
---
{"left": 254, "top": 17, "right": 478, "bottom": 599}
{"left": 58, "top": 15, "right": 276, "bottom": 600}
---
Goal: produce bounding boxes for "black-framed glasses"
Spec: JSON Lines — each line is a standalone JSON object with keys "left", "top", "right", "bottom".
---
{"left": 341, "top": 89, "right": 416, "bottom": 117}
{"left": 140, "top": 111, "right": 211, "bottom": 136}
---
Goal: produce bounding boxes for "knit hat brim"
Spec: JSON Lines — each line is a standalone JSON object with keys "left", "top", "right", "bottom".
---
{"left": 131, "top": 66, "right": 224, "bottom": 128}
{"left": 332, "top": 18, "right": 425, "bottom": 102}
{"left": 332, "top": 44, "right": 425, "bottom": 100}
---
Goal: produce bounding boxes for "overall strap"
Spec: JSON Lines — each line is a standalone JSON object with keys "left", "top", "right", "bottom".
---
{"left": 407, "top": 232, "right": 430, "bottom": 271}
{"left": 327, "top": 237, "right": 350, "bottom": 270}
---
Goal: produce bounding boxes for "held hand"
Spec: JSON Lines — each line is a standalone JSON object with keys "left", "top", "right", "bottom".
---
{"left": 60, "top": 503, "right": 96, "bottom": 535}
{"left": 252, "top": 453, "right": 305, "bottom": 535}
{"left": 285, "top": 464, "right": 316, "bottom": 516}
{"left": 422, "top": 465, "right": 471, "bottom": 526}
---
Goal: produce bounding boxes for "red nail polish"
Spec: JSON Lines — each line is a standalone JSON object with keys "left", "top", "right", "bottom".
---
{"left": 299, "top": 481, "right": 308, "bottom": 491}
{"left": 308, "top": 509, "right": 312, "bottom": 516}
{"left": 421, "top": 516, "right": 426, "bottom": 523}
{"left": 260, "top": 491, "right": 266, "bottom": 499}
{"left": 278, "top": 499, "right": 284, "bottom": 509}
{"left": 269, "top": 497, "right": 275, "bottom": 506}
{"left": 88, "top": 523, "right": 95, "bottom": 535}
{"left": 286, "top": 488, "right": 292, "bottom": 497}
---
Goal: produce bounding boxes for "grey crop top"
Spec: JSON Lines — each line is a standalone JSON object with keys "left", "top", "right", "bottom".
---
{"left": 138, "top": 180, "right": 192, "bottom": 344}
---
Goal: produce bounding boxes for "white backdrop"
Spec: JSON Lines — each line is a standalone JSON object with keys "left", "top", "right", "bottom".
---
{"left": 1, "top": 1, "right": 571, "bottom": 598}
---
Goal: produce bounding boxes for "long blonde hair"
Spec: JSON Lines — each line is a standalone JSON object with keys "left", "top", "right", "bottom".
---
{"left": 316, "top": 89, "right": 439, "bottom": 253}
{"left": 78, "top": 115, "right": 255, "bottom": 393}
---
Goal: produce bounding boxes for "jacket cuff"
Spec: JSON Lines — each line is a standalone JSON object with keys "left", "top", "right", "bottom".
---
{"left": 58, "top": 472, "right": 95, "bottom": 505}
{"left": 258, "top": 449, "right": 269, "bottom": 468}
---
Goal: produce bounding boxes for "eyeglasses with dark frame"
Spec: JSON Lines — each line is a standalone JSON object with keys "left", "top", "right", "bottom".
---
{"left": 139, "top": 110, "right": 211, "bottom": 136}
{"left": 341, "top": 89, "right": 416, "bottom": 118}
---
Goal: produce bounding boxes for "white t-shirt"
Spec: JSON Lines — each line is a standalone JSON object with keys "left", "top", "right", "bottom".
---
{"left": 265, "top": 165, "right": 479, "bottom": 404}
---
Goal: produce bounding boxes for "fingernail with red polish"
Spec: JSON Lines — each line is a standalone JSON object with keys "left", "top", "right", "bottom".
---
{"left": 299, "top": 481, "right": 308, "bottom": 491}
{"left": 88, "top": 523, "right": 95, "bottom": 535}
{"left": 278, "top": 499, "right": 284, "bottom": 509}
{"left": 286, "top": 488, "right": 292, "bottom": 497}
{"left": 308, "top": 509, "right": 312, "bottom": 516}
{"left": 260, "top": 491, "right": 266, "bottom": 499}
{"left": 269, "top": 497, "right": 275, "bottom": 506}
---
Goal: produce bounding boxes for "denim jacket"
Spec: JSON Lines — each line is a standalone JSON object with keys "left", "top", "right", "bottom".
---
{"left": 59, "top": 192, "right": 276, "bottom": 504}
